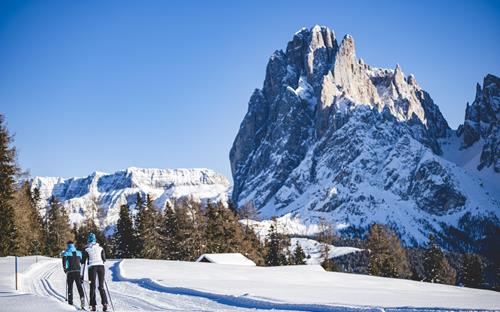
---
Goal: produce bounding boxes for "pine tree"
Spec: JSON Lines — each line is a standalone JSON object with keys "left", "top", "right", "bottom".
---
{"left": 28, "top": 186, "right": 45, "bottom": 255}
{"left": 239, "top": 223, "right": 266, "bottom": 265}
{"left": 292, "top": 241, "right": 306, "bottom": 265}
{"left": 423, "top": 235, "right": 456, "bottom": 285}
{"left": 137, "top": 194, "right": 163, "bottom": 259}
{"left": 175, "top": 197, "right": 205, "bottom": 261}
{"left": 265, "top": 223, "right": 280, "bottom": 266}
{"left": 0, "top": 115, "right": 20, "bottom": 256}
{"left": 461, "top": 253, "right": 483, "bottom": 288}
{"left": 205, "top": 201, "right": 244, "bottom": 254}
{"left": 114, "top": 204, "right": 136, "bottom": 258}
{"left": 367, "top": 224, "right": 411, "bottom": 278}
{"left": 264, "top": 221, "right": 290, "bottom": 266}
{"left": 161, "top": 202, "right": 181, "bottom": 260}
{"left": 133, "top": 193, "right": 145, "bottom": 255}
{"left": 205, "top": 202, "right": 226, "bottom": 253}
{"left": 45, "top": 196, "right": 73, "bottom": 256}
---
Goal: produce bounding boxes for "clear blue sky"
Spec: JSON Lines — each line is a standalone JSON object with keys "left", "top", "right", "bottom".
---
{"left": 1, "top": 0, "right": 499, "bottom": 180}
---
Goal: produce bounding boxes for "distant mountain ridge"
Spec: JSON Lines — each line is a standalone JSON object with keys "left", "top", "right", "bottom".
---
{"left": 31, "top": 167, "right": 230, "bottom": 230}
{"left": 230, "top": 25, "right": 499, "bottom": 250}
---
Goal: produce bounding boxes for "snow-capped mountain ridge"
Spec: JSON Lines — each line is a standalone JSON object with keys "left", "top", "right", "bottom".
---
{"left": 31, "top": 167, "right": 230, "bottom": 229}
{"left": 230, "top": 25, "right": 499, "bottom": 248}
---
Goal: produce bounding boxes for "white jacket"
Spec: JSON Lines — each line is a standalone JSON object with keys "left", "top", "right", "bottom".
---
{"left": 85, "top": 242, "right": 105, "bottom": 267}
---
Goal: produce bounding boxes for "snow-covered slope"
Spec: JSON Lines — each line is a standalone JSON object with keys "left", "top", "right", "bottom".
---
{"left": 290, "top": 237, "right": 362, "bottom": 265}
{"left": 7, "top": 256, "right": 500, "bottom": 311}
{"left": 31, "top": 167, "right": 230, "bottom": 228}
{"left": 230, "top": 25, "right": 500, "bottom": 248}
{"left": 119, "top": 258, "right": 500, "bottom": 310}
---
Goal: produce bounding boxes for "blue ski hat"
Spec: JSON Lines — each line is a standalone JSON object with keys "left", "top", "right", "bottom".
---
{"left": 87, "top": 232, "right": 96, "bottom": 243}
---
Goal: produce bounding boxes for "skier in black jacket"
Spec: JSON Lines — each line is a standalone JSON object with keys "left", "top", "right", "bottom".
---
{"left": 61, "top": 240, "right": 85, "bottom": 309}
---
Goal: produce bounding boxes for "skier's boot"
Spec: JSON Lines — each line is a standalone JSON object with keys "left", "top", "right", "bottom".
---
{"left": 103, "top": 303, "right": 108, "bottom": 312}
{"left": 80, "top": 297, "right": 85, "bottom": 310}
{"left": 90, "top": 306, "right": 96, "bottom": 312}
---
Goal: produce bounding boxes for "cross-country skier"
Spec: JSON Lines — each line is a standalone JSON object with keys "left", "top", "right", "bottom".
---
{"left": 82, "top": 233, "right": 108, "bottom": 312}
{"left": 61, "top": 240, "right": 85, "bottom": 309}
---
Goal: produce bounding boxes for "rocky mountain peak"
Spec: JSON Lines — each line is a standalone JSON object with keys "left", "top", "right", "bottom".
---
{"left": 458, "top": 73, "right": 499, "bottom": 171}
{"left": 32, "top": 167, "right": 230, "bottom": 229}
{"left": 230, "top": 26, "right": 499, "bottom": 247}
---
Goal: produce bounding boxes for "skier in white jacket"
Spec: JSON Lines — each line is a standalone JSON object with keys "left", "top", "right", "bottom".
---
{"left": 82, "top": 233, "right": 108, "bottom": 312}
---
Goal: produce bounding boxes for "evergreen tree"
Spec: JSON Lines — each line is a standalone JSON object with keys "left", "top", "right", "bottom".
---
{"left": 423, "top": 235, "right": 456, "bottom": 285}
{"left": 461, "top": 253, "right": 483, "bottom": 288}
{"left": 28, "top": 186, "right": 45, "bottom": 255}
{"left": 0, "top": 115, "right": 20, "bottom": 256}
{"left": 45, "top": 196, "right": 73, "bottom": 256}
{"left": 175, "top": 197, "right": 205, "bottom": 261}
{"left": 133, "top": 193, "right": 145, "bottom": 255}
{"left": 367, "top": 224, "right": 411, "bottom": 278}
{"left": 161, "top": 202, "right": 181, "bottom": 260}
{"left": 239, "top": 223, "right": 266, "bottom": 266}
{"left": 205, "top": 202, "right": 245, "bottom": 254}
{"left": 264, "top": 221, "right": 290, "bottom": 266}
{"left": 265, "top": 223, "right": 280, "bottom": 266}
{"left": 205, "top": 202, "right": 226, "bottom": 253}
{"left": 114, "top": 204, "right": 136, "bottom": 258}
{"left": 137, "top": 194, "right": 163, "bottom": 259}
{"left": 292, "top": 241, "right": 306, "bottom": 265}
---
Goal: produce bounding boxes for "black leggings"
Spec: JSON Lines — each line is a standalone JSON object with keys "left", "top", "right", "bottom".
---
{"left": 66, "top": 271, "right": 84, "bottom": 304}
{"left": 88, "top": 265, "right": 108, "bottom": 306}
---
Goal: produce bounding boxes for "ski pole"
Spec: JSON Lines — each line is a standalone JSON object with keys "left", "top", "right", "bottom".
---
{"left": 65, "top": 271, "right": 68, "bottom": 302}
{"left": 81, "top": 263, "right": 89, "bottom": 307}
{"left": 103, "top": 279, "right": 115, "bottom": 312}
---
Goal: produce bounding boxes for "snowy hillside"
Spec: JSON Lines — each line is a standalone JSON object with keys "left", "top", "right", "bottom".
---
{"left": 230, "top": 25, "right": 500, "bottom": 247}
{"left": 31, "top": 167, "right": 230, "bottom": 229}
{"left": 3, "top": 256, "right": 499, "bottom": 311}
{"left": 290, "top": 237, "right": 362, "bottom": 265}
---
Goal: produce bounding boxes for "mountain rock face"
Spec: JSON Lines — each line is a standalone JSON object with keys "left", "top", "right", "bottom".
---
{"left": 31, "top": 167, "right": 230, "bottom": 230}
{"left": 230, "top": 26, "right": 499, "bottom": 248}
{"left": 457, "top": 74, "right": 499, "bottom": 171}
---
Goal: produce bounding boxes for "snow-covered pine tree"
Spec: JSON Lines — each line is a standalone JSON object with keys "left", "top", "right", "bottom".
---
{"left": 114, "top": 204, "right": 136, "bottom": 258}
{"left": 0, "top": 115, "right": 20, "bottom": 256}
{"left": 423, "top": 235, "right": 456, "bottom": 285}
{"left": 461, "top": 253, "right": 484, "bottom": 288}
{"left": 45, "top": 196, "right": 73, "bottom": 256}
{"left": 292, "top": 241, "right": 306, "bottom": 265}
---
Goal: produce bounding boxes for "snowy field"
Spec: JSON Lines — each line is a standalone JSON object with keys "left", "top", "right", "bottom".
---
{"left": 1, "top": 256, "right": 499, "bottom": 312}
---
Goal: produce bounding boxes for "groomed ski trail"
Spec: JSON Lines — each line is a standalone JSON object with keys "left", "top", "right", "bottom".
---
{"left": 20, "top": 259, "right": 303, "bottom": 312}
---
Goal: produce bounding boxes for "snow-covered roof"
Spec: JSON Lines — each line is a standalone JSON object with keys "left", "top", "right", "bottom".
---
{"left": 196, "top": 253, "right": 256, "bottom": 266}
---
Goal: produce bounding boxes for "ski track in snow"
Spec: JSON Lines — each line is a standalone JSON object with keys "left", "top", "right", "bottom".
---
{"left": 16, "top": 258, "right": 496, "bottom": 312}
{"left": 20, "top": 259, "right": 304, "bottom": 312}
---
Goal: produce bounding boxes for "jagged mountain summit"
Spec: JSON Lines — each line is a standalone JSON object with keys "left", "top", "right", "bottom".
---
{"left": 456, "top": 74, "right": 499, "bottom": 171}
{"left": 230, "top": 25, "right": 499, "bottom": 247}
{"left": 31, "top": 167, "right": 230, "bottom": 230}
